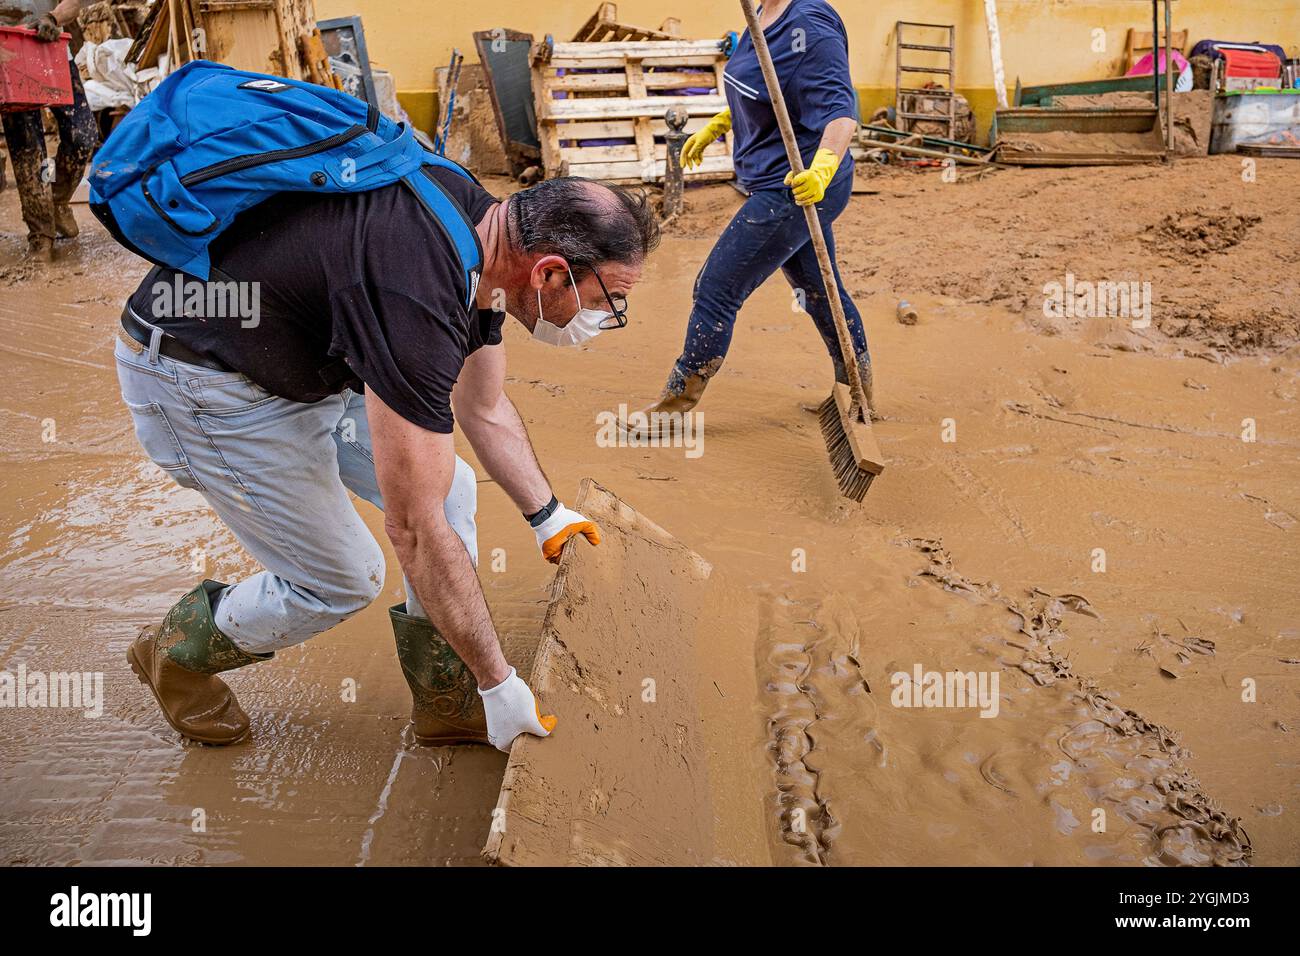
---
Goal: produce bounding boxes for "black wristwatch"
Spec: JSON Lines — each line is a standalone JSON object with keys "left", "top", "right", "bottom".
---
{"left": 525, "top": 494, "right": 560, "bottom": 528}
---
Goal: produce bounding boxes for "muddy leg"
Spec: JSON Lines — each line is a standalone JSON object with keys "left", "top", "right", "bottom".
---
{"left": 48, "top": 61, "right": 97, "bottom": 239}
{"left": 643, "top": 187, "right": 812, "bottom": 421}
{"left": 1, "top": 107, "right": 55, "bottom": 254}
{"left": 778, "top": 176, "right": 874, "bottom": 416}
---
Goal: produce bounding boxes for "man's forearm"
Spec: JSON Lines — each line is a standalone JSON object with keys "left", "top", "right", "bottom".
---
{"left": 389, "top": 513, "right": 509, "bottom": 688}
{"left": 460, "top": 394, "right": 552, "bottom": 515}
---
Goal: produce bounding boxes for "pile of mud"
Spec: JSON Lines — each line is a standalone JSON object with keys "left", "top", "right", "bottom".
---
{"left": 1148, "top": 208, "right": 1263, "bottom": 256}
{"left": 825, "top": 158, "right": 1300, "bottom": 356}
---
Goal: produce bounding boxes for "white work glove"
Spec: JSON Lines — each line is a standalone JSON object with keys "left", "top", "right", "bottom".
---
{"left": 531, "top": 501, "right": 601, "bottom": 564}
{"left": 479, "top": 667, "right": 556, "bottom": 752}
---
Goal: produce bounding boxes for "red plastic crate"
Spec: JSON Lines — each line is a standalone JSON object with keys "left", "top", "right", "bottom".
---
{"left": 1222, "top": 48, "right": 1282, "bottom": 80}
{"left": 0, "top": 25, "right": 73, "bottom": 112}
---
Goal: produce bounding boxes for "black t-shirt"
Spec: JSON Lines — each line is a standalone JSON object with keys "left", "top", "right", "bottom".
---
{"left": 127, "top": 166, "right": 502, "bottom": 433}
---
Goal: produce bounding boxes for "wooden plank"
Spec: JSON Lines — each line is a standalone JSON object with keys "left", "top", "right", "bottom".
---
{"left": 483, "top": 481, "right": 722, "bottom": 863}
{"left": 571, "top": 2, "right": 617, "bottom": 42}
{"left": 561, "top": 139, "right": 727, "bottom": 162}
{"left": 569, "top": 153, "right": 734, "bottom": 183}
{"left": 632, "top": 116, "right": 656, "bottom": 178}
{"left": 550, "top": 39, "right": 725, "bottom": 59}
{"left": 559, "top": 143, "right": 639, "bottom": 163}
{"left": 542, "top": 70, "right": 717, "bottom": 93}
{"left": 624, "top": 61, "right": 651, "bottom": 98}
{"left": 542, "top": 72, "right": 631, "bottom": 93}
{"left": 203, "top": 6, "right": 283, "bottom": 74}
{"left": 541, "top": 94, "right": 727, "bottom": 121}
{"left": 551, "top": 116, "right": 713, "bottom": 140}
{"left": 624, "top": 59, "right": 655, "bottom": 179}
{"left": 547, "top": 53, "right": 721, "bottom": 69}
{"left": 551, "top": 119, "right": 638, "bottom": 140}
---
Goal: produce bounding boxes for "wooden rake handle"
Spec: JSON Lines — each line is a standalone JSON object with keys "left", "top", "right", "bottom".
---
{"left": 737, "top": 0, "right": 867, "bottom": 419}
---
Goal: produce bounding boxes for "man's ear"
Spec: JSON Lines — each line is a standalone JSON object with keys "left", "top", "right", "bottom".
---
{"left": 530, "top": 254, "right": 569, "bottom": 291}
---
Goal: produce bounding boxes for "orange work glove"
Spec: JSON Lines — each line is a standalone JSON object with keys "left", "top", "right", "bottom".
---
{"left": 531, "top": 501, "right": 601, "bottom": 564}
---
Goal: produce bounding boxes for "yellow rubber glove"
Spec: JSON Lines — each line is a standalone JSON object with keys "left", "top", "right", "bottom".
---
{"left": 680, "top": 109, "right": 731, "bottom": 170}
{"left": 783, "top": 147, "right": 841, "bottom": 206}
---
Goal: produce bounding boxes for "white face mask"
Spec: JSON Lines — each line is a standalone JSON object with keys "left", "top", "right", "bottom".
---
{"left": 533, "top": 265, "right": 613, "bottom": 347}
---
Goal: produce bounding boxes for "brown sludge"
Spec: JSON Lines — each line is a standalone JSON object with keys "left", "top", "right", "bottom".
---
{"left": 485, "top": 479, "right": 767, "bottom": 866}
{"left": 0, "top": 155, "right": 1297, "bottom": 866}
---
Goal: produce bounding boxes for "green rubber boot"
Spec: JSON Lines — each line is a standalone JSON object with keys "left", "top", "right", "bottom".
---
{"left": 389, "top": 603, "right": 489, "bottom": 746}
{"left": 127, "top": 581, "right": 271, "bottom": 745}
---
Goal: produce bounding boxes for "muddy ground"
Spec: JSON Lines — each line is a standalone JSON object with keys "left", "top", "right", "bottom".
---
{"left": 0, "top": 154, "right": 1297, "bottom": 866}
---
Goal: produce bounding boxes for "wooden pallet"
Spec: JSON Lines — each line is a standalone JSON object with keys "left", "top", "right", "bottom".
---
{"left": 571, "top": 2, "right": 680, "bottom": 42}
{"left": 531, "top": 38, "right": 733, "bottom": 183}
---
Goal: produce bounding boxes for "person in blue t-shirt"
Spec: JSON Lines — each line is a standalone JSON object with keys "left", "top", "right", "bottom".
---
{"left": 639, "top": 0, "right": 872, "bottom": 419}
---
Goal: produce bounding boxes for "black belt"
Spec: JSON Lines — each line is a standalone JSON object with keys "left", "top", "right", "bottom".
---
{"left": 120, "top": 308, "right": 232, "bottom": 372}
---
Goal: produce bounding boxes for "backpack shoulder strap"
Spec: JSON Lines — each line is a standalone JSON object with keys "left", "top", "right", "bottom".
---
{"left": 402, "top": 162, "right": 483, "bottom": 310}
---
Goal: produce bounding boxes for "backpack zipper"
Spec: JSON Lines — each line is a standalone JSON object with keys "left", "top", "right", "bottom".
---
{"left": 179, "top": 125, "right": 369, "bottom": 187}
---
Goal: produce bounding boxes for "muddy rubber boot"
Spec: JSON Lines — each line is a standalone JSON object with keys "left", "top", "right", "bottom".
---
{"left": 389, "top": 603, "right": 489, "bottom": 746}
{"left": 127, "top": 581, "right": 271, "bottom": 745}
{"left": 835, "top": 355, "right": 878, "bottom": 420}
{"left": 628, "top": 370, "right": 710, "bottom": 440}
{"left": 644, "top": 370, "right": 709, "bottom": 416}
{"left": 53, "top": 204, "right": 78, "bottom": 239}
{"left": 27, "top": 235, "right": 55, "bottom": 262}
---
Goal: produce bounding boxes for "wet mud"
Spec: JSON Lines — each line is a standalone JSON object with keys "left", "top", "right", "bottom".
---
{"left": 1, "top": 160, "right": 1297, "bottom": 865}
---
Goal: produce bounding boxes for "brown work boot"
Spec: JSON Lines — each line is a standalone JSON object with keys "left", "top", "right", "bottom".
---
{"left": 53, "top": 204, "right": 78, "bottom": 239}
{"left": 647, "top": 370, "right": 709, "bottom": 416}
{"left": 27, "top": 235, "right": 56, "bottom": 262}
{"left": 389, "top": 603, "right": 489, "bottom": 746}
{"left": 626, "top": 369, "right": 710, "bottom": 440}
{"left": 127, "top": 581, "right": 271, "bottom": 745}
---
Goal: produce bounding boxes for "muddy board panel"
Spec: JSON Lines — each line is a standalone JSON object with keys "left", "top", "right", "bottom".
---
{"left": 483, "top": 479, "right": 767, "bottom": 866}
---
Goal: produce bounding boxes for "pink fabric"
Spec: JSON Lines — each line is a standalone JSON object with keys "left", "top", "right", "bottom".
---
{"left": 1127, "top": 49, "right": 1191, "bottom": 77}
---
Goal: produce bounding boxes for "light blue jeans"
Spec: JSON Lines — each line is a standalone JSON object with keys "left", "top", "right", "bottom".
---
{"left": 114, "top": 330, "right": 478, "bottom": 655}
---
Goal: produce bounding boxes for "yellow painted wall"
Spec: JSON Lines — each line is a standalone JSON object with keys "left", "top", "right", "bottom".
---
{"left": 316, "top": 0, "right": 1300, "bottom": 138}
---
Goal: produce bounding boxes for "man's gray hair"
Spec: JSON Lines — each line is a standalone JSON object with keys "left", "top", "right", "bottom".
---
{"left": 507, "top": 177, "right": 660, "bottom": 277}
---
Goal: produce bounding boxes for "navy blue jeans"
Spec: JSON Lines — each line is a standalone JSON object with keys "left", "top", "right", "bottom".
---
{"left": 667, "top": 171, "right": 868, "bottom": 391}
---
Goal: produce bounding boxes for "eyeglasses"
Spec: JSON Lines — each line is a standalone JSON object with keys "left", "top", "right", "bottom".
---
{"left": 591, "top": 267, "right": 629, "bottom": 330}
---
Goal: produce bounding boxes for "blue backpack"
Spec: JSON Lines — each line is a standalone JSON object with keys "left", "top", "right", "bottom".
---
{"left": 89, "top": 60, "right": 481, "bottom": 305}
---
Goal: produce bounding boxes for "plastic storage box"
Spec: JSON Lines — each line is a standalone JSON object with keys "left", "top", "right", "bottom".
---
{"left": 0, "top": 26, "right": 73, "bottom": 112}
